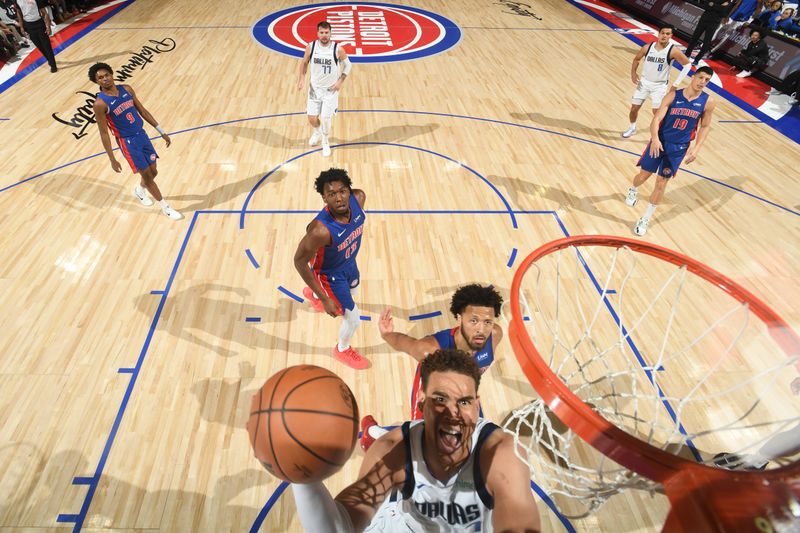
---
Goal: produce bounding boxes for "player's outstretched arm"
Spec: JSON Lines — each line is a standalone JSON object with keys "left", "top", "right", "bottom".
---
{"left": 126, "top": 84, "right": 171, "bottom": 147}
{"left": 378, "top": 308, "right": 440, "bottom": 361}
{"left": 335, "top": 428, "right": 406, "bottom": 531}
{"left": 93, "top": 99, "right": 121, "bottom": 173}
{"left": 671, "top": 48, "right": 693, "bottom": 87}
{"left": 485, "top": 432, "right": 542, "bottom": 533}
{"left": 685, "top": 98, "right": 715, "bottom": 164}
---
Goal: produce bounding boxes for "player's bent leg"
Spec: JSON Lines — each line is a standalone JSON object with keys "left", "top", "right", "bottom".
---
{"left": 624, "top": 103, "right": 642, "bottom": 137}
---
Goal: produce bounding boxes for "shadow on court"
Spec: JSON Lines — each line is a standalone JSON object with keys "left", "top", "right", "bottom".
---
{"left": 32, "top": 173, "right": 134, "bottom": 212}
{"left": 0, "top": 443, "right": 267, "bottom": 530}
{"left": 490, "top": 174, "right": 631, "bottom": 225}
{"left": 170, "top": 170, "right": 285, "bottom": 212}
{"left": 510, "top": 111, "right": 624, "bottom": 141}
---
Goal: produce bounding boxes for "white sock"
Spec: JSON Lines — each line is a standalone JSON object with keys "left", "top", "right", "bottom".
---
{"left": 643, "top": 203, "right": 657, "bottom": 220}
{"left": 368, "top": 425, "right": 389, "bottom": 439}
{"left": 629, "top": 123, "right": 636, "bottom": 129}
{"left": 337, "top": 305, "right": 360, "bottom": 352}
{"left": 159, "top": 199, "right": 169, "bottom": 209}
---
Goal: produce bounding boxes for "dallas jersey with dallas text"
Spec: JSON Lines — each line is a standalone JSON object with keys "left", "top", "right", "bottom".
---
{"left": 365, "top": 418, "right": 500, "bottom": 532}
{"left": 309, "top": 40, "right": 340, "bottom": 90}
{"left": 641, "top": 42, "right": 674, "bottom": 85}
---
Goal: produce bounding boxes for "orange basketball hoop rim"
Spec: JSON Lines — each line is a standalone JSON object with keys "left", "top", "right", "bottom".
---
{"left": 508, "top": 235, "right": 800, "bottom": 532}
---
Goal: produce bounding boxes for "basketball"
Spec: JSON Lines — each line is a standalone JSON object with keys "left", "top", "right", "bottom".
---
{"left": 247, "top": 365, "right": 359, "bottom": 483}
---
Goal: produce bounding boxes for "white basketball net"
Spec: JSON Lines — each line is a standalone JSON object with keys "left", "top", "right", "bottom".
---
{"left": 501, "top": 243, "right": 800, "bottom": 518}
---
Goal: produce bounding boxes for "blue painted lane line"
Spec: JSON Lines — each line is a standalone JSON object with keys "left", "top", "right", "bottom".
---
{"left": 245, "top": 317, "right": 261, "bottom": 323}
{"left": 278, "top": 286, "right": 304, "bottom": 303}
{"left": 245, "top": 249, "right": 260, "bottom": 269}
{"left": 409, "top": 311, "right": 442, "bottom": 321}
{"left": 507, "top": 247, "right": 518, "bottom": 268}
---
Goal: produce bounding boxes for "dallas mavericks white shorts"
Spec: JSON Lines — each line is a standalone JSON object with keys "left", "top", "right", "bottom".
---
{"left": 307, "top": 85, "right": 339, "bottom": 118}
{"left": 631, "top": 79, "right": 669, "bottom": 108}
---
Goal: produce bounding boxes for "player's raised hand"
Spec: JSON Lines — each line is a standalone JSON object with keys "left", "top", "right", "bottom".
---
{"left": 378, "top": 308, "right": 394, "bottom": 336}
{"left": 649, "top": 138, "right": 663, "bottom": 158}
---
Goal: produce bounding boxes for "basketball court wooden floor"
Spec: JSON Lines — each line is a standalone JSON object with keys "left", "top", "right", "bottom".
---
{"left": 0, "top": 0, "right": 798, "bottom": 531}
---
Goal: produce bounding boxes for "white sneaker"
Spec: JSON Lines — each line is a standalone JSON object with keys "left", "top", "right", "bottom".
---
{"left": 321, "top": 140, "right": 331, "bottom": 157}
{"left": 621, "top": 125, "right": 637, "bottom": 138}
{"left": 133, "top": 185, "right": 153, "bottom": 206}
{"left": 162, "top": 205, "right": 184, "bottom": 220}
{"left": 625, "top": 187, "right": 638, "bottom": 207}
{"left": 308, "top": 129, "right": 322, "bottom": 146}
{"left": 736, "top": 70, "right": 752, "bottom": 78}
{"left": 633, "top": 217, "right": 649, "bottom": 236}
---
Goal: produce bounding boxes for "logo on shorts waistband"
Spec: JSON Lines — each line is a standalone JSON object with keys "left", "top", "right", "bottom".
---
{"left": 252, "top": 2, "right": 462, "bottom": 63}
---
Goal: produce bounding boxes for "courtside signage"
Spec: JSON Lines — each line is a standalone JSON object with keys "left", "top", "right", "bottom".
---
{"left": 253, "top": 2, "right": 462, "bottom": 63}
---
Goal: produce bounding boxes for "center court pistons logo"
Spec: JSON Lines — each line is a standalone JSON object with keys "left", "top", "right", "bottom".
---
{"left": 252, "top": 2, "right": 462, "bottom": 63}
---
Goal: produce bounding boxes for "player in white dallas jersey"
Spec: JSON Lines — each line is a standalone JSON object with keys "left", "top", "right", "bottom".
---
{"left": 622, "top": 24, "right": 692, "bottom": 138}
{"left": 291, "top": 349, "right": 541, "bottom": 532}
{"left": 297, "top": 20, "right": 352, "bottom": 157}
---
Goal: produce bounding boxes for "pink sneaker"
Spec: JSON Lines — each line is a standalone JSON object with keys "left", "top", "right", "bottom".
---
{"left": 302, "top": 287, "right": 325, "bottom": 313}
{"left": 332, "top": 345, "right": 369, "bottom": 370}
{"left": 360, "top": 415, "right": 378, "bottom": 451}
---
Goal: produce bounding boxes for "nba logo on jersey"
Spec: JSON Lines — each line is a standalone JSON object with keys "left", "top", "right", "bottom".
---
{"left": 253, "top": 2, "right": 462, "bottom": 63}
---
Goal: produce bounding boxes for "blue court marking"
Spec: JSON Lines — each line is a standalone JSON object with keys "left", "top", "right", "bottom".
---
{"left": 0, "top": 117, "right": 10, "bottom": 120}
{"left": 245, "top": 317, "right": 261, "bottom": 323}
{"left": 0, "top": 0, "right": 135, "bottom": 95}
{"left": 245, "top": 249, "right": 260, "bottom": 269}
{"left": 523, "top": 316, "right": 531, "bottom": 321}
{"left": 530, "top": 480, "right": 577, "bottom": 533}
{"left": 149, "top": 290, "right": 164, "bottom": 295}
{"left": 656, "top": 365, "right": 666, "bottom": 371}
{"left": 63, "top": 211, "right": 200, "bottom": 532}
{"left": 409, "top": 311, "right": 443, "bottom": 321}
{"left": 278, "top": 286, "right": 304, "bottom": 303}
{"left": 117, "top": 367, "right": 134, "bottom": 374}
{"left": 605, "top": 289, "right": 617, "bottom": 294}
{"left": 562, "top": 0, "right": 800, "bottom": 144}
{"left": 2, "top": 110, "right": 797, "bottom": 217}
{"left": 238, "top": 141, "right": 518, "bottom": 230}
{"left": 360, "top": 315, "right": 371, "bottom": 321}
{"left": 72, "top": 477, "right": 94, "bottom": 485}
{"left": 463, "top": 26, "right": 612, "bottom": 32}
{"left": 95, "top": 25, "right": 249, "bottom": 30}
{"left": 248, "top": 481, "right": 289, "bottom": 533}
{"left": 56, "top": 514, "right": 80, "bottom": 524}
{"left": 718, "top": 120, "right": 763, "bottom": 124}
{"left": 507, "top": 247, "right": 518, "bottom": 268}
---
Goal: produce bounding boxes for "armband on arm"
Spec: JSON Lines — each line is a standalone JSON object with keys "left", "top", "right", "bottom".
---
{"left": 673, "top": 62, "right": 693, "bottom": 86}
{"left": 341, "top": 58, "right": 352, "bottom": 77}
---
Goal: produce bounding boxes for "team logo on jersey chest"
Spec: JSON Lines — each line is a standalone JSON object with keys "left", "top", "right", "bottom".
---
{"left": 252, "top": 2, "right": 462, "bottom": 63}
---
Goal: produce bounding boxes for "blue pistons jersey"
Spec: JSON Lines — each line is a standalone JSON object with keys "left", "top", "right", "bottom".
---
{"left": 660, "top": 89, "right": 708, "bottom": 146}
{"left": 310, "top": 194, "right": 365, "bottom": 274}
{"left": 95, "top": 85, "right": 144, "bottom": 139}
{"left": 433, "top": 328, "right": 495, "bottom": 370}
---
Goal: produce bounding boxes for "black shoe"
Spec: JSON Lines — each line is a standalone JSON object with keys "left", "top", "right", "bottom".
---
{"left": 50, "top": 66, "right": 57, "bottom": 73}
